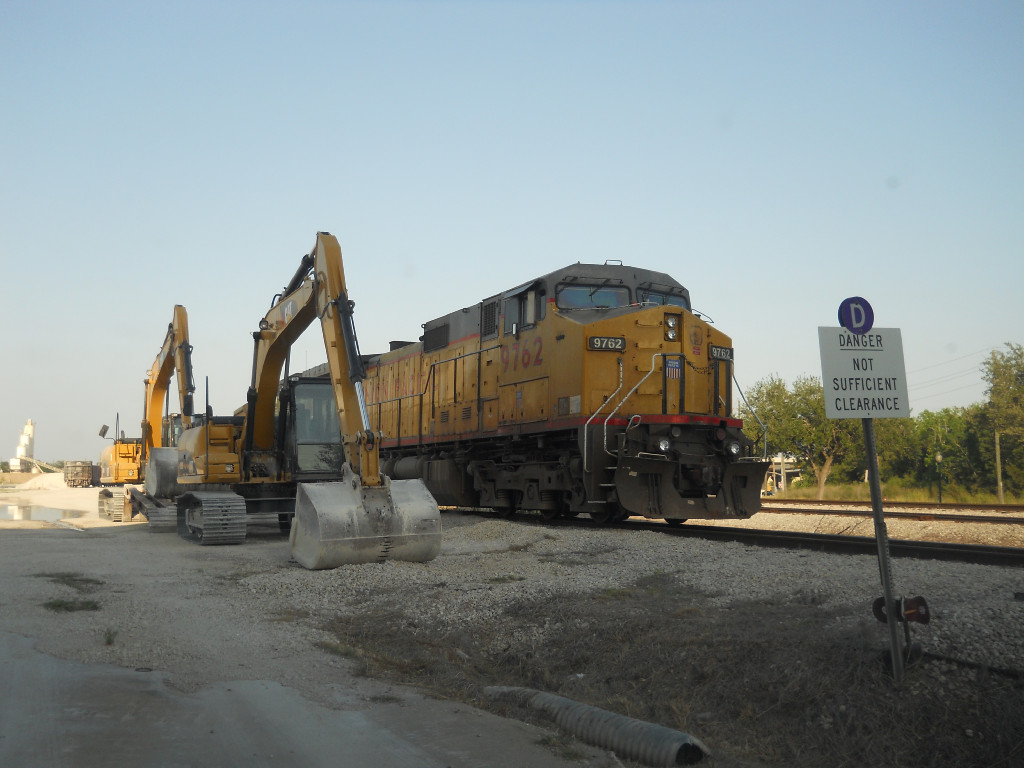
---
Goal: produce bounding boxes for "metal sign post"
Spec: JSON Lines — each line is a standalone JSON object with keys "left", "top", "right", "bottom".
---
{"left": 819, "top": 298, "right": 915, "bottom": 683}
{"left": 862, "top": 416, "right": 904, "bottom": 683}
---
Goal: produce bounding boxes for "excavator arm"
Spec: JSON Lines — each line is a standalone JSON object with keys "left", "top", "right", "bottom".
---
{"left": 243, "top": 233, "right": 381, "bottom": 484}
{"left": 142, "top": 304, "right": 195, "bottom": 461}
{"left": 311, "top": 232, "right": 381, "bottom": 484}
{"left": 257, "top": 232, "right": 440, "bottom": 569}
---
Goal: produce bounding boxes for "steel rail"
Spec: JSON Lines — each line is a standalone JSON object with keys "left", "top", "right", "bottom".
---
{"left": 758, "top": 506, "right": 1024, "bottom": 525}
{"left": 628, "top": 520, "right": 1024, "bottom": 567}
{"left": 445, "top": 508, "right": 1024, "bottom": 567}
{"left": 761, "top": 499, "right": 1024, "bottom": 515}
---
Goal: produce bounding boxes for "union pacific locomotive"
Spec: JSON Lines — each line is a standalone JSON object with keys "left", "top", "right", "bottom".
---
{"left": 364, "top": 261, "right": 768, "bottom": 523}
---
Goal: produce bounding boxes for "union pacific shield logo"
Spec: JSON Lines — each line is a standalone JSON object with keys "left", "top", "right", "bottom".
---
{"left": 689, "top": 326, "right": 703, "bottom": 356}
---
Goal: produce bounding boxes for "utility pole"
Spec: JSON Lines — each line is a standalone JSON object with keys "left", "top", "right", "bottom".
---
{"left": 996, "top": 431, "right": 1004, "bottom": 504}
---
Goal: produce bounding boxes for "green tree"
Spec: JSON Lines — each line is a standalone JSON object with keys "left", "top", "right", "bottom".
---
{"left": 740, "top": 375, "right": 859, "bottom": 498}
{"left": 913, "top": 408, "right": 973, "bottom": 496}
{"left": 979, "top": 343, "right": 1024, "bottom": 495}
{"left": 837, "top": 416, "right": 918, "bottom": 485}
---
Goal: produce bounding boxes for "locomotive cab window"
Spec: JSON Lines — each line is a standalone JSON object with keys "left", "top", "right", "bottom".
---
{"left": 637, "top": 289, "right": 690, "bottom": 311}
{"left": 556, "top": 284, "right": 630, "bottom": 310}
{"left": 503, "top": 284, "right": 545, "bottom": 335}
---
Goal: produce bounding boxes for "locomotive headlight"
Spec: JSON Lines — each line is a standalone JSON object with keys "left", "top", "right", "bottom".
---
{"left": 664, "top": 314, "right": 681, "bottom": 342}
{"left": 724, "top": 441, "right": 741, "bottom": 457}
{"left": 657, "top": 438, "right": 671, "bottom": 453}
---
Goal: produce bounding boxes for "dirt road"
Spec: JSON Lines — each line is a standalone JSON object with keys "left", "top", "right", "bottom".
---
{"left": 0, "top": 481, "right": 606, "bottom": 768}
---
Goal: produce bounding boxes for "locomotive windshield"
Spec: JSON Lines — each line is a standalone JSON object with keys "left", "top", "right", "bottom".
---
{"left": 637, "top": 289, "right": 690, "bottom": 310}
{"left": 556, "top": 284, "right": 631, "bottom": 310}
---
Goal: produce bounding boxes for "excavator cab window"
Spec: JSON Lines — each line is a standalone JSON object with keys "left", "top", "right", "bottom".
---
{"left": 288, "top": 380, "right": 342, "bottom": 476}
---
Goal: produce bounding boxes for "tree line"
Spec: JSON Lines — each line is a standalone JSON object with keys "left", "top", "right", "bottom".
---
{"left": 739, "top": 343, "right": 1024, "bottom": 501}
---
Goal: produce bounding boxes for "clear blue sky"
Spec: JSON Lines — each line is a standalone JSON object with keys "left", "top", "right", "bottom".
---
{"left": 3, "top": 1, "right": 1022, "bottom": 463}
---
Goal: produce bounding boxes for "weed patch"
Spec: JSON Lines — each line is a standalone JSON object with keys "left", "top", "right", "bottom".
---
{"left": 43, "top": 599, "right": 100, "bottom": 613}
{"left": 36, "top": 572, "right": 103, "bottom": 593}
{"left": 316, "top": 573, "right": 1024, "bottom": 768}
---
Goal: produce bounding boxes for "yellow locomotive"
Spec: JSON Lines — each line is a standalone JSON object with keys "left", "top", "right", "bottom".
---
{"left": 366, "top": 261, "right": 768, "bottom": 523}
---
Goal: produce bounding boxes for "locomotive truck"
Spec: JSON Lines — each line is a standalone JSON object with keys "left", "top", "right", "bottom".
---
{"left": 364, "top": 261, "right": 769, "bottom": 524}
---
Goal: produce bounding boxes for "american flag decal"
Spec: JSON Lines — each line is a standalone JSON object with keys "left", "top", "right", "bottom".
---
{"left": 665, "top": 358, "right": 681, "bottom": 379}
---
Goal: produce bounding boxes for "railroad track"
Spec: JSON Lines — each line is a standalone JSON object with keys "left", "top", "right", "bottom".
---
{"left": 447, "top": 508, "right": 1024, "bottom": 568}
{"left": 630, "top": 519, "right": 1024, "bottom": 568}
{"left": 760, "top": 498, "right": 1024, "bottom": 521}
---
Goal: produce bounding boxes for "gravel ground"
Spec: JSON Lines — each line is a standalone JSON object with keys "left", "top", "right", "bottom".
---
{"left": 243, "top": 512, "right": 1024, "bottom": 675}
{"left": 2, "top": 477, "right": 1022, "bottom": 766}
{"left": 4, "top": 477, "right": 1022, "bottom": 677}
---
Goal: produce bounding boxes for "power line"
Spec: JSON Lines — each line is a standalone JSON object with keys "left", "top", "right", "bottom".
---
{"left": 907, "top": 347, "right": 996, "bottom": 375}
{"left": 909, "top": 366, "right": 983, "bottom": 391}
{"left": 912, "top": 381, "right": 986, "bottom": 406}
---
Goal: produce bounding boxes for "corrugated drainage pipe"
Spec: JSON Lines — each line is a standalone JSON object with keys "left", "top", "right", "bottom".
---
{"left": 484, "top": 686, "right": 709, "bottom": 766}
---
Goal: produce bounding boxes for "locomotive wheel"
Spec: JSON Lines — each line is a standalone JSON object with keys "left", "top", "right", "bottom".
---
{"left": 589, "top": 507, "right": 614, "bottom": 524}
{"left": 539, "top": 508, "right": 560, "bottom": 522}
{"left": 665, "top": 518, "right": 688, "bottom": 527}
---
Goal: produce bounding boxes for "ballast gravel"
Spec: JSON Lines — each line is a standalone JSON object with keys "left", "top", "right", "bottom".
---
{"left": 2, "top": 478, "right": 1021, "bottom": 699}
{"left": 243, "top": 514, "right": 1024, "bottom": 674}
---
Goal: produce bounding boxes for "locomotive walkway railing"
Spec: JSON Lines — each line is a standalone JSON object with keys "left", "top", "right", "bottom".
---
{"left": 370, "top": 345, "right": 500, "bottom": 448}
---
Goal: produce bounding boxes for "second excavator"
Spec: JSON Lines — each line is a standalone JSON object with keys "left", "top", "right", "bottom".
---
{"left": 138, "top": 232, "right": 442, "bottom": 569}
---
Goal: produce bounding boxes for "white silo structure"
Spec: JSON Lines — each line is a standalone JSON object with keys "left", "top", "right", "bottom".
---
{"left": 10, "top": 419, "right": 35, "bottom": 472}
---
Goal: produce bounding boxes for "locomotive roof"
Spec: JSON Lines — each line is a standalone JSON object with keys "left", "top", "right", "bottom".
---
{"left": 378, "top": 262, "right": 691, "bottom": 358}
{"left": 493, "top": 261, "right": 687, "bottom": 302}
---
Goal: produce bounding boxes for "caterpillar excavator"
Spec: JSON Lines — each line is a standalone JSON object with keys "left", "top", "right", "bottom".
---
{"left": 102, "top": 306, "right": 197, "bottom": 522}
{"left": 136, "top": 232, "right": 441, "bottom": 569}
{"left": 142, "top": 303, "right": 196, "bottom": 461}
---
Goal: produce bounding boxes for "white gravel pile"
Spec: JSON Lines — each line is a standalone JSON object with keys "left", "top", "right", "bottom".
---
{"left": 241, "top": 515, "right": 1024, "bottom": 673}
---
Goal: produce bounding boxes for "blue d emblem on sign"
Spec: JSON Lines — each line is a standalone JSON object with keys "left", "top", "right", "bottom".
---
{"left": 838, "top": 297, "right": 874, "bottom": 335}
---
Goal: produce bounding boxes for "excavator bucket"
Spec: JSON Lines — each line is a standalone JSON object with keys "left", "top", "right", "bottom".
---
{"left": 290, "top": 472, "right": 442, "bottom": 569}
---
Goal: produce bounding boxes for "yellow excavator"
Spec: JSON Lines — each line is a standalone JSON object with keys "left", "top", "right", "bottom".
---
{"left": 102, "top": 305, "right": 196, "bottom": 522}
{"left": 137, "top": 232, "right": 441, "bottom": 569}
{"left": 141, "top": 303, "right": 196, "bottom": 462}
{"left": 97, "top": 421, "right": 143, "bottom": 486}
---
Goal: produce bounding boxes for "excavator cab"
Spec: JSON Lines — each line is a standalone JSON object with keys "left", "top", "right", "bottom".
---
{"left": 281, "top": 377, "right": 343, "bottom": 479}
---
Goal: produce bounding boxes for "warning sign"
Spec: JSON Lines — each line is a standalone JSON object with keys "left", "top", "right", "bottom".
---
{"left": 818, "top": 327, "right": 910, "bottom": 419}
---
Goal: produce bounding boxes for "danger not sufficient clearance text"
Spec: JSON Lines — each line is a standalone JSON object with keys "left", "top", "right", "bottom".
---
{"left": 830, "top": 361, "right": 903, "bottom": 413}
{"left": 833, "top": 395, "right": 902, "bottom": 412}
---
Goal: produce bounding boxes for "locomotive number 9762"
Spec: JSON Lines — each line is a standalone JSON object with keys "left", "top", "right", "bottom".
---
{"left": 588, "top": 336, "right": 626, "bottom": 351}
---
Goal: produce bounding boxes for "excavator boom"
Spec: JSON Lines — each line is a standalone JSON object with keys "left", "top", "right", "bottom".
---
{"left": 142, "top": 304, "right": 195, "bottom": 461}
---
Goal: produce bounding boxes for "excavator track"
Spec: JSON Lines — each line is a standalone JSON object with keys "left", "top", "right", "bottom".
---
{"left": 144, "top": 505, "right": 177, "bottom": 532}
{"left": 97, "top": 490, "right": 125, "bottom": 522}
{"left": 176, "top": 492, "right": 247, "bottom": 546}
{"left": 126, "top": 486, "right": 176, "bottom": 531}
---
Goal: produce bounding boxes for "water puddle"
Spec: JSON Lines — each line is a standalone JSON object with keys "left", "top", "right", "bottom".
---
{"left": 3, "top": 505, "right": 86, "bottom": 522}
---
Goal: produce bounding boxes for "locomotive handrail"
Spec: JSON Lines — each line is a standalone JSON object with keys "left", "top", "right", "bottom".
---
{"left": 371, "top": 345, "right": 501, "bottom": 447}
{"left": 733, "top": 373, "right": 768, "bottom": 460}
{"left": 600, "top": 353, "right": 664, "bottom": 458}
{"left": 582, "top": 357, "right": 624, "bottom": 473}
